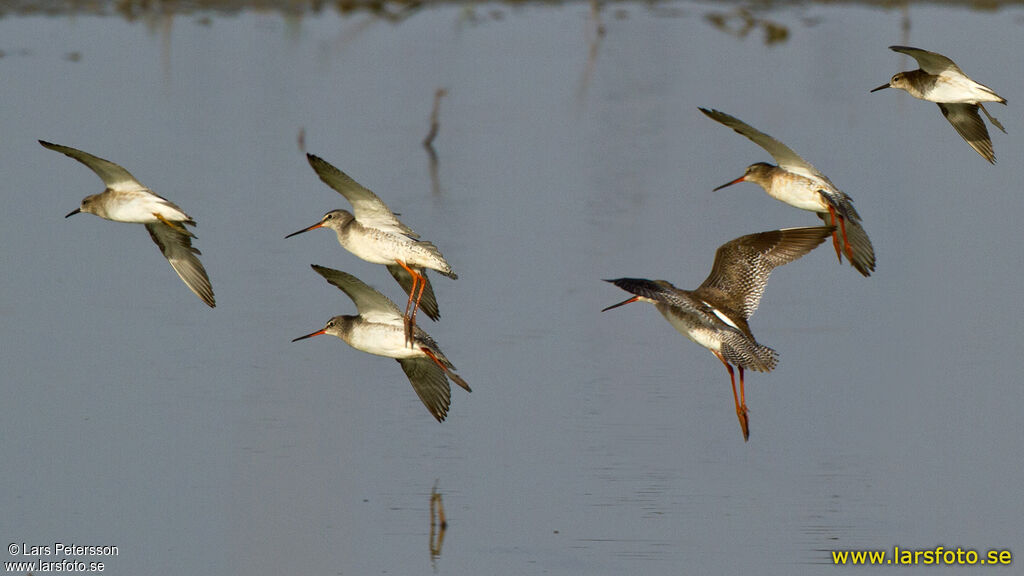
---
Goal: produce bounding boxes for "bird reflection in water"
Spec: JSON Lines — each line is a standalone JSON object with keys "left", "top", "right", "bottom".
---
{"left": 704, "top": 7, "right": 789, "bottom": 45}
{"left": 430, "top": 481, "right": 447, "bottom": 569}
{"left": 423, "top": 88, "right": 447, "bottom": 197}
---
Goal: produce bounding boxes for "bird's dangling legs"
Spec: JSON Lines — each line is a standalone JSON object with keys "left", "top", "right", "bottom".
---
{"left": 738, "top": 365, "right": 749, "bottom": 436}
{"left": 396, "top": 260, "right": 426, "bottom": 348}
{"left": 421, "top": 346, "right": 472, "bottom": 392}
{"left": 153, "top": 213, "right": 191, "bottom": 235}
{"left": 827, "top": 206, "right": 854, "bottom": 263}
{"left": 715, "top": 351, "right": 749, "bottom": 442}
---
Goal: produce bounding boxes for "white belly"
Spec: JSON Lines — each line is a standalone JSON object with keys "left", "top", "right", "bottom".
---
{"left": 660, "top": 309, "right": 722, "bottom": 353}
{"left": 927, "top": 77, "right": 1002, "bottom": 104}
{"left": 102, "top": 190, "right": 190, "bottom": 224}
{"left": 767, "top": 175, "right": 828, "bottom": 212}
{"left": 346, "top": 323, "right": 423, "bottom": 359}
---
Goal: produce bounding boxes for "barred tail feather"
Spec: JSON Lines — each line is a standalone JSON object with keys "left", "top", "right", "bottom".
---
{"left": 721, "top": 331, "right": 778, "bottom": 373}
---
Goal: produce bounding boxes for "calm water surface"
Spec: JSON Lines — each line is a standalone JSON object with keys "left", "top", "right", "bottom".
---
{"left": 2, "top": 2, "right": 1022, "bottom": 574}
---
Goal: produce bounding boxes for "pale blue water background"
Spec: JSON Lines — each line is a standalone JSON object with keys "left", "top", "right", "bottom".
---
{"left": 2, "top": 2, "right": 1022, "bottom": 574}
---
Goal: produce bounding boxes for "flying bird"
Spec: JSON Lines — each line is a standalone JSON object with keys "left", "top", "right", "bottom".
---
{"left": 602, "top": 226, "right": 834, "bottom": 441}
{"left": 700, "top": 108, "right": 875, "bottom": 277}
{"left": 871, "top": 45, "right": 1007, "bottom": 163}
{"left": 292, "top": 265, "right": 470, "bottom": 423}
{"left": 40, "top": 140, "right": 215, "bottom": 307}
{"left": 287, "top": 154, "right": 456, "bottom": 346}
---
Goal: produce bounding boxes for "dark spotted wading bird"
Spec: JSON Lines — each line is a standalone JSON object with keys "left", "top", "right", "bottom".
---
{"left": 700, "top": 108, "right": 875, "bottom": 277}
{"left": 871, "top": 45, "right": 1007, "bottom": 163}
{"left": 292, "top": 265, "right": 470, "bottom": 423}
{"left": 40, "top": 140, "right": 215, "bottom": 307}
{"left": 287, "top": 154, "right": 457, "bottom": 347}
{"left": 602, "top": 226, "right": 834, "bottom": 441}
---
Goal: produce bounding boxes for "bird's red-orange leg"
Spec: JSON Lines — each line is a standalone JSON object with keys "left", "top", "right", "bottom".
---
{"left": 395, "top": 260, "right": 419, "bottom": 318}
{"left": 827, "top": 206, "right": 854, "bottom": 263}
{"left": 395, "top": 260, "right": 427, "bottom": 347}
{"left": 738, "top": 365, "right": 748, "bottom": 428}
{"left": 421, "top": 347, "right": 447, "bottom": 372}
{"left": 421, "top": 347, "right": 472, "bottom": 392}
{"left": 410, "top": 271, "right": 428, "bottom": 325}
{"left": 714, "top": 351, "right": 749, "bottom": 441}
{"left": 826, "top": 206, "right": 843, "bottom": 263}
{"left": 153, "top": 213, "right": 190, "bottom": 235}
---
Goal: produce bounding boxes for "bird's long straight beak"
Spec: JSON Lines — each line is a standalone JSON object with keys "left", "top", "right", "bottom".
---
{"left": 291, "top": 328, "right": 327, "bottom": 342}
{"left": 285, "top": 221, "right": 323, "bottom": 239}
{"left": 713, "top": 175, "right": 746, "bottom": 192}
{"left": 870, "top": 83, "right": 890, "bottom": 93}
{"left": 65, "top": 208, "right": 81, "bottom": 218}
{"left": 601, "top": 296, "right": 640, "bottom": 312}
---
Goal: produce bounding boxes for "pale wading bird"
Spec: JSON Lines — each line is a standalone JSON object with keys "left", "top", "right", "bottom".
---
{"left": 287, "top": 154, "right": 457, "bottom": 346}
{"left": 872, "top": 45, "right": 1007, "bottom": 164}
{"left": 700, "top": 108, "right": 876, "bottom": 277}
{"left": 602, "top": 226, "right": 834, "bottom": 441}
{"left": 292, "top": 265, "right": 470, "bottom": 423}
{"left": 40, "top": 140, "right": 215, "bottom": 307}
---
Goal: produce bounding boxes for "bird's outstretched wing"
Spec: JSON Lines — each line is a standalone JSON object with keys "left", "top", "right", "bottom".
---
{"left": 937, "top": 103, "right": 996, "bottom": 164}
{"left": 397, "top": 357, "right": 453, "bottom": 422}
{"left": 699, "top": 108, "right": 831, "bottom": 184}
{"left": 40, "top": 140, "right": 145, "bottom": 192}
{"left": 145, "top": 223, "right": 215, "bottom": 307}
{"left": 889, "top": 46, "right": 963, "bottom": 76}
{"left": 311, "top": 265, "right": 404, "bottom": 325}
{"left": 306, "top": 154, "right": 417, "bottom": 237}
{"left": 695, "top": 226, "right": 833, "bottom": 321}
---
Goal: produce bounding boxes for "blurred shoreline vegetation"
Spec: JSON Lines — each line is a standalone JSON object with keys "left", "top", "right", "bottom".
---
{"left": 0, "top": 0, "right": 1019, "bottom": 21}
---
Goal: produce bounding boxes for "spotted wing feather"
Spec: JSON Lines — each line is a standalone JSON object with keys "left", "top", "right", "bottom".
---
{"left": 695, "top": 226, "right": 833, "bottom": 321}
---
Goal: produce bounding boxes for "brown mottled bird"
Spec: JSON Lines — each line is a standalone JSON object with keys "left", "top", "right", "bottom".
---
{"left": 602, "top": 226, "right": 834, "bottom": 441}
